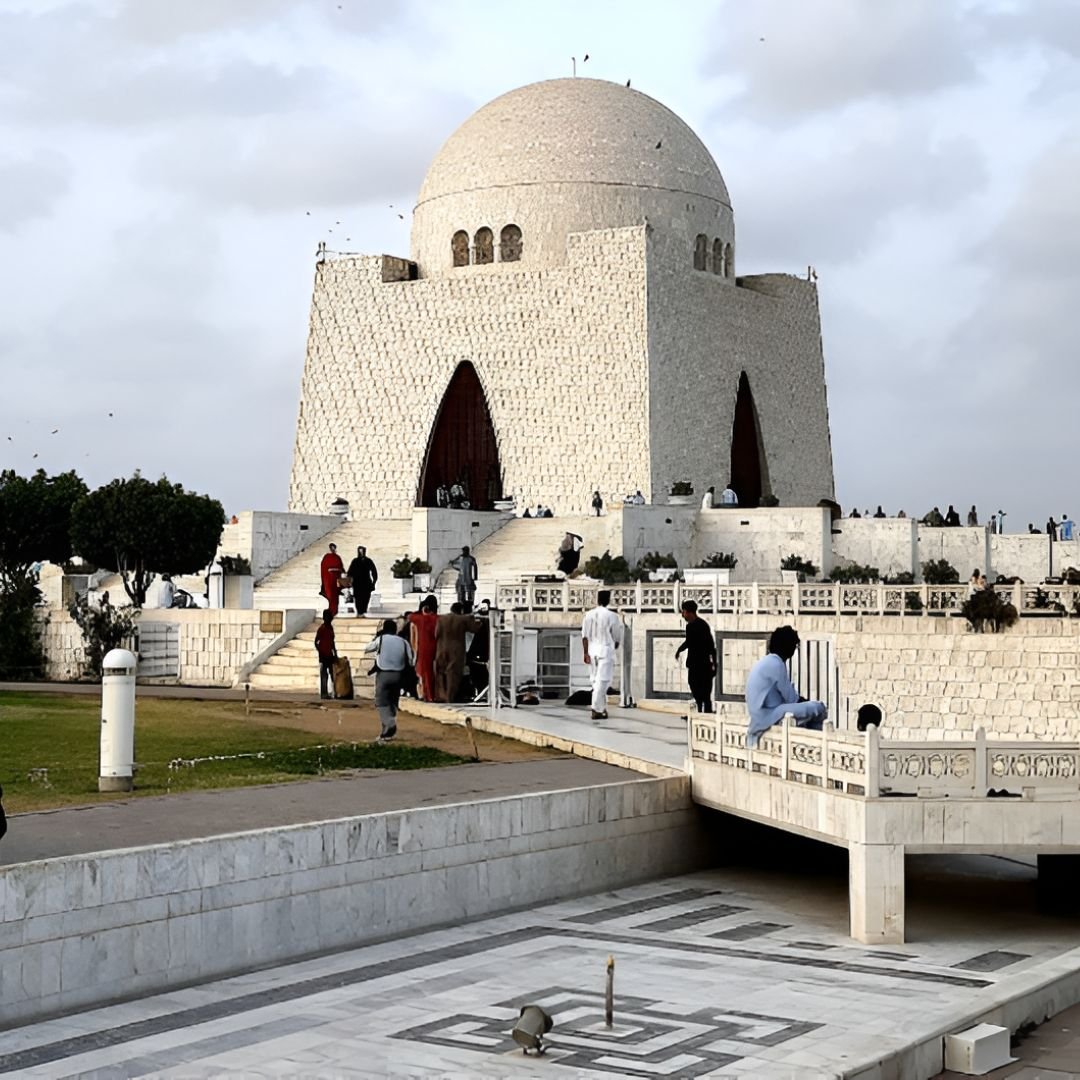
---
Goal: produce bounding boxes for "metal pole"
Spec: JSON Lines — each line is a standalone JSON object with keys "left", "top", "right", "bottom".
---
{"left": 605, "top": 955, "right": 614, "bottom": 1027}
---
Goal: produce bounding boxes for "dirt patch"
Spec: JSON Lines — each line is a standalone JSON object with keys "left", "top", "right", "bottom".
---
{"left": 242, "top": 700, "right": 562, "bottom": 763}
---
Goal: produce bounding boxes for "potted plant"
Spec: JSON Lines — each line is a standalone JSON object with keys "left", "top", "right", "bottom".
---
{"left": 668, "top": 480, "right": 695, "bottom": 506}
{"left": 582, "top": 551, "right": 632, "bottom": 585}
{"left": 411, "top": 558, "right": 433, "bottom": 591}
{"left": 684, "top": 551, "right": 737, "bottom": 585}
{"left": 390, "top": 556, "right": 415, "bottom": 597}
{"left": 780, "top": 553, "right": 818, "bottom": 583}
{"left": 632, "top": 551, "right": 679, "bottom": 582}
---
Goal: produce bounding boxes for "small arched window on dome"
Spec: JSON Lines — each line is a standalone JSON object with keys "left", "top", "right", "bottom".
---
{"left": 452, "top": 230, "right": 470, "bottom": 268}
{"left": 724, "top": 242, "right": 734, "bottom": 278}
{"left": 693, "top": 234, "right": 708, "bottom": 271}
{"left": 500, "top": 224, "right": 523, "bottom": 262}
{"left": 474, "top": 227, "right": 494, "bottom": 265}
{"left": 712, "top": 239, "right": 725, "bottom": 276}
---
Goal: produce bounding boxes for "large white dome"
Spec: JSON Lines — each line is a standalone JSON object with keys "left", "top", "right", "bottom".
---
{"left": 410, "top": 78, "right": 733, "bottom": 274}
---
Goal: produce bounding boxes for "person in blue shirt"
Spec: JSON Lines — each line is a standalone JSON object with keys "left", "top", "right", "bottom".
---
{"left": 745, "top": 626, "right": 827, "bottom": 747}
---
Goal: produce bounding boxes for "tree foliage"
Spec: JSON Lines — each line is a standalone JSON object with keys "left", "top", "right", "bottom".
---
{"left": 70, "top": 474, "right": 224, "bottom": 606}
{"left": 68, "top": 594, "right": 139, "bottom": 679}
{"left": 0, "top": 469, "right": 87, "bottom": 680}
{"left": 921, "top": 558, "right": 960, "bottom": 585}
{"left": 0, "top": 469, "right": 87, "bottom": 591}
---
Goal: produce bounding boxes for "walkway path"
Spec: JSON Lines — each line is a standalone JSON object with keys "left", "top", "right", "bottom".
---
{"left": 4, "top": 861, "right": 1078, "bottom": 1077}
{"left": 0, "top": 758, "right": 638, "bottom": 866}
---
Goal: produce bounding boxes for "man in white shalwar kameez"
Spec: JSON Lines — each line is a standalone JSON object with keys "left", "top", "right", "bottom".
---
{"left": 581, "top": 590, "right": 623, "bottom": 720}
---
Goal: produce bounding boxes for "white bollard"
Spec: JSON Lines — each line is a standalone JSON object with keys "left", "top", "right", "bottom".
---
{"left": 100, "top": 648, "right": 137, "bottom": 793}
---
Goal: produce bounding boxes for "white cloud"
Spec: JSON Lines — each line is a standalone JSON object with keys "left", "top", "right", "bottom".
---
{"left": 704, "top": 0, "right": 979, "bottom": 119}
{"left": 0, "top": 150, "right": 72, "bottom": 230}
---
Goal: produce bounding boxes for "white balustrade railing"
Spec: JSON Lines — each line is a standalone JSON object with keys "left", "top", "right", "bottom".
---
{"left": 496, "top": 579, "right": 1080, "bottom": 617}
{"left": 689, "top": 716, "right": 1080, "bottom": 799}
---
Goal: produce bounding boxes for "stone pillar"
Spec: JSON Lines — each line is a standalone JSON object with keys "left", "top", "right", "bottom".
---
{"left": 849, "top": 842, "right": 905, "bottom": 944}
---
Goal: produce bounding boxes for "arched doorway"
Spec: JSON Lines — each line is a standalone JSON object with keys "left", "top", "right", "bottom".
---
{"left": 417, "top": 362, "right": 503, "bottom": 510}
{"left": 730, "top": 371, "right": 768, "bottom": 507}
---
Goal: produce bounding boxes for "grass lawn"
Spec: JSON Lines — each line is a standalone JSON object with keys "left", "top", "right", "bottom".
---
{"left": 0, "top": 693, "right": 468, "bottom": 812}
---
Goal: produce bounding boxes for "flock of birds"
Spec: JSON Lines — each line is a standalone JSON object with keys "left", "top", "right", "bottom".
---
{"left": 5, "top": 415, "right": 113, "bottom": 462}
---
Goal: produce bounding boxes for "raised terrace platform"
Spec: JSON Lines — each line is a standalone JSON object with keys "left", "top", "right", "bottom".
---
{"left": 691, "top": 715, "right": 1080, "bottom": 943}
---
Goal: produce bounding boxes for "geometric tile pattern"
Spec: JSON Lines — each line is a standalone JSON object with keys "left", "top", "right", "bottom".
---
{"left": 393, "top": 987, "right": 822, "bottom": 1077}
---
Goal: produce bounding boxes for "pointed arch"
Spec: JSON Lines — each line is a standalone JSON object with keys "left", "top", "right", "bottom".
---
{"left": 417, "top": 362, "right": 503, "bottom": 510}
{"left": 730, "top": 371, "right": 770, "bottom": 508}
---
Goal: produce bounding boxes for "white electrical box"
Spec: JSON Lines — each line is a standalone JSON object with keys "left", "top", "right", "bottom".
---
{"left": 943, "top": 1023, "right": 1016, "bottom": 1075}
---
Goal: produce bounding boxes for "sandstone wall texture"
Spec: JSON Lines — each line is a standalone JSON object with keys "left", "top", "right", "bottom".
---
{"left": 646, "top": 251, "right": 836, "bottom": 509}
{"left": 290, "top": 228, "right": 651, "bottom": 517}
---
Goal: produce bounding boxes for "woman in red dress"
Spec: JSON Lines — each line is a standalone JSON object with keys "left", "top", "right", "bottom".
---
{"left": 319, "top": 543, "right": 345, "bottom": 616}
{"left": 409, "top": 595, "right": 439, "bottom": 702}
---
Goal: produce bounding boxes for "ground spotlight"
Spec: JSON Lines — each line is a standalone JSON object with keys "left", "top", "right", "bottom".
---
{"left": 511, "top": 1004, "right": 553, "bottom": 1054}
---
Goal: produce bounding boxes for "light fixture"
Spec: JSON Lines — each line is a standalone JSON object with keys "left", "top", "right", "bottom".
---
{"left": 511, "top": 1004, "right": 553, "bottom": 1054}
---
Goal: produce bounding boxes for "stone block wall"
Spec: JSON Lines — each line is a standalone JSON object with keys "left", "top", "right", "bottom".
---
{"left": 917, "top": 526, "right": 990, "bottom": 580}
{"left": 290, "top": 226, "right": 651, "bottom": 518}
{"left": 832, "top": 518, "right": 917, "bottom": 579}
{"left": 40, "top": 610, "right": 281, "bottom": 687}
{"left": 646, "top": 250, "right": 835, "bottom": 510}
{"left": 218, "top": 511, "right": 342, "bottom": 583}
{"left": 690, "top": 507, "right": 832, "bottom": 582}
{"left": 0, "top": 777, "right": 706, "bottom": 1025}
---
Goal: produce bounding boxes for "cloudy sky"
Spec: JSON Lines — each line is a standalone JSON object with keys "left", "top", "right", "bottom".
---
{"left": 1, "top": 0, "right": 1076, "bottom": 532}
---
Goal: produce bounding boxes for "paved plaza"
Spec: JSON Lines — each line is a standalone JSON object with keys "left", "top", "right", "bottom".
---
{"left": 2, "top": 858, "right": 1078, "bottom": 1078}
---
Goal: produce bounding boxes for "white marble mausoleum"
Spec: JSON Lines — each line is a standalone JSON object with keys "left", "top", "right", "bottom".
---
{"left": 289, "top": 78, "right": 836, "bottom": 517}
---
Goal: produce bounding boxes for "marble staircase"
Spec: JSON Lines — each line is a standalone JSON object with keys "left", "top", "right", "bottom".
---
{"left": 246, "top": 616, "right": 382, "bottom": 695}
{"left": 253, "top": 519, "right": 412, "bottom": 613}
{"left": 435, "top": 514, "right": 619, "bottom": 604}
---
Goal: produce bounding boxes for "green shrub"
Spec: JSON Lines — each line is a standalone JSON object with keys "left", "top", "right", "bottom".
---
{"left": 0, "top": 577, "right": 44, "bottom": 680}
{"left": 921, "top": 558, "right": 959, "bottom": 585}
{"left": 410, "top": 558, "right": 432, "bottom": 575}
{"left": 583, "top": 551, "right": 632, "bottom": 584}
{"left": 670, "top": 481, "right": 694, "bottom": 496}
{"left": 829, "top": 562, "right": 880, "bottom": 583}
{"left": 781, "top": 554, "right": 818, "bottom": 577}
{"left": 696, "top": 551, "right": 738, "bottom": 569}
{"left": 631, "top": 551, "right": 678, "bottom": 582}
{"left": 759, "top": 493, "right": 780, "bottom": 507}
{"left": 883, "top": 571, "right": 915, "bottom": 585}
{"left": 217, "top": 555, "right": 252, "bottom": 576}
{"left": 391, "top": 557, "right": 415, "bottom": 578}
{"left": 69, "top": 593, "right": 139, "bottom": 680}
{"left": 904, "top": 591, "right": 924, "bottom": 612}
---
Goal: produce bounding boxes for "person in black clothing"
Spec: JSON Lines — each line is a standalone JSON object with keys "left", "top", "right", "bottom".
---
{"left": 346, "top": 545, "right": 378, "bottom": 616}
{"left": 675, "top": 600, "right": 717, "bottom": 713}
{"left": 944, "top": 505, "right": 961, "bottom": 527}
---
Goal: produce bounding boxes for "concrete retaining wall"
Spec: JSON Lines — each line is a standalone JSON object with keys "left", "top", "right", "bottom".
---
{"left": 0, "top": 777, "right": 706, "bottom": 1025}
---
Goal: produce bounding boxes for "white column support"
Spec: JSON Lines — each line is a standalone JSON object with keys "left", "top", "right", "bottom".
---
{"left": 849, "top": 842, "right": 905, "bottom": 944}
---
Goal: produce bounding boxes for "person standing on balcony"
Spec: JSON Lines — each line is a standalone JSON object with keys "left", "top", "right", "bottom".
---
{"left": 591, "top": 490, "right": 603, "bottom": 517}
{"left": 581, "top": 591, "right": 623, "bottom": 720}
{"left": 967, "top": 505, "right": 979, "bottom": 526}
{"left": 745, "top": 626, "right": 826, "bottom": 748}
{"left": 675, "top": 600, "right": 716, "bottom": 713}
{"left": 720, "top": 483, "right": 738, "bottom": 506}
{"left": 701, "top": 486, "right": 716, "bottom": 510}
